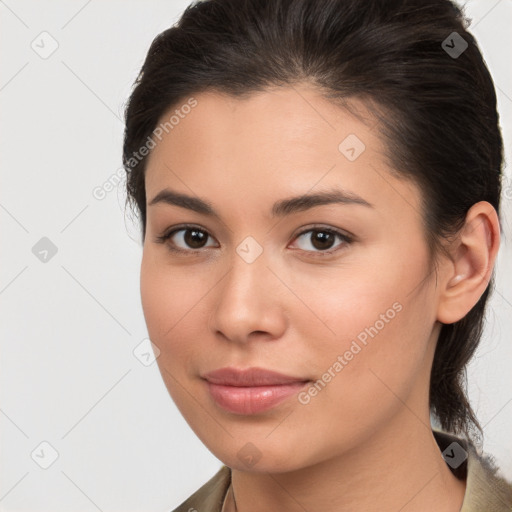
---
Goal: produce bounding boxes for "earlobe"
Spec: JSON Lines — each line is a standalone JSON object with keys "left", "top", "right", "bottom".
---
{"left": 436, "top": 201, "right": 500, "bottom": 325}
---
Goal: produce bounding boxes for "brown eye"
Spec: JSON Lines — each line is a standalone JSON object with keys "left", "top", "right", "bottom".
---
{"left": 291, "top": 227, "right": 352, "bottom": 256}
{"left": 182, "top": 228, "right": 209, "bottom": 249}
{"left": 156, "top": 225, "right": 218, "bottom": 252}
{"left": 310, "top": 230, "right": 336, "bottom": 250}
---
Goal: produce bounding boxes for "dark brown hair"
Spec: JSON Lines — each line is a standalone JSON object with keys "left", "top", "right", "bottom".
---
{"left": 122, "top": 0, "right": 504, "bottom": 443}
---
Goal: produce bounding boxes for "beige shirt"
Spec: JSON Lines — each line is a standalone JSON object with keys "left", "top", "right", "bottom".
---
{"left": 172, "top": 429, "right": 512, "bottom": 511}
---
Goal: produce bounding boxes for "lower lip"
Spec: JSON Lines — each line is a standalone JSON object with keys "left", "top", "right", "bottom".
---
{"left": 205, "top": 381, "right": 309, "bottom": 415}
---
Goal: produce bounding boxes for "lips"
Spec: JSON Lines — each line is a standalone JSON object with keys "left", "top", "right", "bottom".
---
{"left": 202, "top": 367, "right": 310, "bottom": 415}
{"left": 203, "top": 367, "right": 308, "bottom": 386}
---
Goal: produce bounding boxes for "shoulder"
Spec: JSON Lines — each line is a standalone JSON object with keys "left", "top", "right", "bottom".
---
{"left": 433, "top": 428, "right": 512, "bottom": 511}
{"left": 463, "top": 441, "right": 512, "bottom": 511}
{"left": 171, "top": 465, "right": 231, "bottom": 512}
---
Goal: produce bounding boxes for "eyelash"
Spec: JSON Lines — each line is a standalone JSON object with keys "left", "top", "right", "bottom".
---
{"left": 154, "top": 223, "right": 354, "bottom": 258}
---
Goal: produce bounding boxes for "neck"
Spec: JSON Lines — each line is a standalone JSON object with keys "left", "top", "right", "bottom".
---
{"left": 227, "top": 413, "right": 466, "bottom": 512}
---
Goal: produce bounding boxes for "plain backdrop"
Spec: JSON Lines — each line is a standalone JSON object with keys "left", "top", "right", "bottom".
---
{"left": 1, "top": 1, "right": 511, "bottom": 510}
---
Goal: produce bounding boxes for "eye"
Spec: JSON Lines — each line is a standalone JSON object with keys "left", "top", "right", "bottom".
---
{"left": 290, "top": 226, "right": 352, "bottom": 256}
{"left": 154, "top": 224, "right": 353, "bottom": 257}
{"left": 155, "top": 224, "right": 218, "bottom": 254}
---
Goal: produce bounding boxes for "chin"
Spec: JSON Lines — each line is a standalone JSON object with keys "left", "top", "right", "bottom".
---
{"left": 223, "top": 453, "right": 302, "bottom": 474}
{"left": 201, "top": 435, "right": 314, "bottom": 474}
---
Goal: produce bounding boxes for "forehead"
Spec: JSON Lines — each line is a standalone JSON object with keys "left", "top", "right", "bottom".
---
{"left": 144, "top": 86, "right": 422, "bottom": 220}
{"left": 149, "top": 85, "right": 378, "bottom": 156}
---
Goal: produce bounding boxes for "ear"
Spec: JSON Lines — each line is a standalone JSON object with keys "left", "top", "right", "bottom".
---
{"left": 436, "top": 201, "right": 500, "bottom": 325}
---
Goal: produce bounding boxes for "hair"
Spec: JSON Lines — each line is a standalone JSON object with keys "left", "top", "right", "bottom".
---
{"left": 122, "top": 0, "right": 504, "bottom": 443}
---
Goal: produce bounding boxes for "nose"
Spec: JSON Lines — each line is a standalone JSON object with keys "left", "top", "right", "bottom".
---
{"left": 208, "top": 244, "right": 288, "bottom": 345}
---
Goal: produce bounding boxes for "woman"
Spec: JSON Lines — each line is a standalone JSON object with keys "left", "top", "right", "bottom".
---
{"left": 122, "top": 0, "right": 512, "bottom": 510}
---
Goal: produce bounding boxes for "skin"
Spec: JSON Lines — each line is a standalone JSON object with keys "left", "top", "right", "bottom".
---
{"left": 140, "top": 84, "right": 500, "bottom": 511}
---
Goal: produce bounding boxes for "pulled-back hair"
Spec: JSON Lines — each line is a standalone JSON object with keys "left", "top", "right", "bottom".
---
{"left": 122, "top": 0, "right": 504, "bottom": 443}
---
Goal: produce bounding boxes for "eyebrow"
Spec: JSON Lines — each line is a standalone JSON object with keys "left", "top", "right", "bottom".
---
{"left": 148, "top": 187, "right": 373, "bottom": 218}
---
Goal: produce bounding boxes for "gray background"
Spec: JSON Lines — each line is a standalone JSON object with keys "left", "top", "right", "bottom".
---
{"left": 1, "top": 1, "right": 511, "bottom": 510}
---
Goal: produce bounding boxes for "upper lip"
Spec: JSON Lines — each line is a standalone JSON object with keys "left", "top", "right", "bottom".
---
{"left": 202, "top": 367, "right": 309, "bottom": 387}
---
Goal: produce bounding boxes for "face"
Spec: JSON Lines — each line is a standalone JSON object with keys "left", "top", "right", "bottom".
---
{"left": 140, "top": 85, "right": 441, "bottom": 472}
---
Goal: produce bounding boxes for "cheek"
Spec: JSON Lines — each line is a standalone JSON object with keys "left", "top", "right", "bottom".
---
{"left": 292, "top": 251, "right": 432, "bottom": 414}
{"left": 140, "top": 251, "right": 198, "bottom": 339}
{"left": 308, "top": 239, "right": 431, "bottom": 360}
{"left": 140, "top": 251, "right": 219, "bottom": 383}
{"left": 286, "top": 256, "right": 403, "bottom": 358}
{"left": 140, "top": 256, "right": 198, "bottom": 413}
{"left": 289, "top": 298, "right": 427, "bottom": 459}
{"left": 140, "top": 254, "right": 193, "bottom": 365}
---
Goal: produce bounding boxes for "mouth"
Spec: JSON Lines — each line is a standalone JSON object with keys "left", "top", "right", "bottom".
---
{"left": 202, "top": 366, "right": 311, "bottom": 415}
